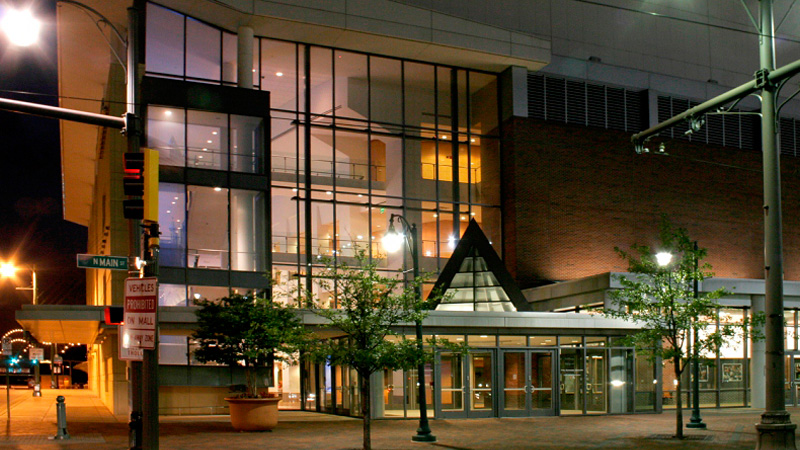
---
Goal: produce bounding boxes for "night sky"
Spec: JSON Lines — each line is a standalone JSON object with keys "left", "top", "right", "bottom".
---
{"left": 0, "top": 2, "right": 87, "bottom": 334}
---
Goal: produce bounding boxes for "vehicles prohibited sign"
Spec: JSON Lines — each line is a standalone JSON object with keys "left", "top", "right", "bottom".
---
{"left": 123, "top": 277, "right": 158, "bottom": 350}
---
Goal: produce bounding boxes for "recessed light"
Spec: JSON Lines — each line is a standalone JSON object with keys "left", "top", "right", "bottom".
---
{"left": 433, "top": 213, "right": 438, "bottom": 218}
{"left": 207, "top": 140, "right": 213, "bottom": 144}
{"left": 470, "top": 138, "right": 475, "bottom": 143}
{"left": 214, "top": 187, "right": 222, "bottom": 192}
{"left": 198, "top": 155, "right": 203, "bottom": 159}
{"left": 326, "top": 191, "right": 332, "bottom": 195}
{"left": 292, "top": 188, "right": 298, "bottom": 192}
{"left": 166, "top": 210, "right": 171, "bottom": 214}
{"left": 202, "top": 148, "right": 208, "bottom": 152}
{"left": 276, "top": 72, "right": 283, "bottom": 77}
{"left": 164, "top": 110, "right": 172, "bottom": 116}
{"left": 212, "top": 131, "right": 218, "bottom": 135}
{"left": 171, "top": 202, "right": 176, "bottom": 205}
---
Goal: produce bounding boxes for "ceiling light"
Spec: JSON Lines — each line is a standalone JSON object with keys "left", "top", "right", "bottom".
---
{"left": 164, "top": 110, "right": 172, "bottom": 116}
{"left": 214, "top": 187, "right": 222, "bottom": 192}
{"left": 212, "top": 131, "right": 218, "bottom": 135}
{"left": 276, "top": 72, "right": 284, "bottom": 77}
{"left": 207, "top": 140, "right": 213, "bottom": 144}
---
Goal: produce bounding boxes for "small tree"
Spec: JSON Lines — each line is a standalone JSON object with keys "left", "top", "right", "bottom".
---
{"left": 306, "top": 249, "right": 445, "bottom": 450}
{"left": 604, "top": 220, "right": 758, "bottom": 439}
{"left": 193, "top": 293, "right": 310, "bottom": 398}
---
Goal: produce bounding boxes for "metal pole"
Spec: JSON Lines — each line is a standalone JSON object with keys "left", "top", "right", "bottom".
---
{"left": 5, "top": 362, "right": 10, "bottom": 420}
{"left": 31, "top": 267, "right": 37, "bottom": 306}
{"left": 408, "top": 221, "right": 435, "bottom": 443}
{"left": 756, "top": 0, "right": 797, "bottom": 448}
{"left": 687, "top": 242, "right": 706, "bottom": 429}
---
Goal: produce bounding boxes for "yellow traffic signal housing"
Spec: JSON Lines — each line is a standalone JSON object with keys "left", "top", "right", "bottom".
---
{"left": 143, "top": 148, "right": 159, "bottom": 222}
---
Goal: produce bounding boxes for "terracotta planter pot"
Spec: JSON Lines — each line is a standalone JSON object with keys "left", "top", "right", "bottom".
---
{"left": 225, "top": 396, "right": 280, "bottom": 431}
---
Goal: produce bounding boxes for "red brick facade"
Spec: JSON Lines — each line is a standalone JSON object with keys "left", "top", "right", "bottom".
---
{"left": 502, "top": 117, "right": 800, "bottom": 288}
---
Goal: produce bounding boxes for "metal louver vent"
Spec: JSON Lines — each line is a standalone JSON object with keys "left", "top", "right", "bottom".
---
{"left": 527, "top": 73, "right": 647, "bottom": 132}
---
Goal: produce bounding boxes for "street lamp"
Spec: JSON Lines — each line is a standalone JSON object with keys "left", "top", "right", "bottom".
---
{"left": 656, "top": 247, "right": 706, "bottom": 430}
{"left": 0, "top": 262, "right": 37, "bottom": 305}
{"left": 1, "top": 7, "right": 41, "bottom": 47}
{"left": 685, "top": 241, "right": 706, "bottom": 429}
{"left": 382, "top": 214, "right": 436, "bottom": 443}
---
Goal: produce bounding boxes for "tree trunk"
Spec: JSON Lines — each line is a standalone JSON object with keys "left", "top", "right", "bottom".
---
{"left": 361, "top": 374, "right": 371, "bottom": 450}
{"left": 674, "top": 356, "right": 683, "bottom": 439}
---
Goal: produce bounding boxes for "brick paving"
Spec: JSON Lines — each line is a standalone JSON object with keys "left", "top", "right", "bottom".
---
{"left": 0, "top": 388, "right": 796, "bottom": 449}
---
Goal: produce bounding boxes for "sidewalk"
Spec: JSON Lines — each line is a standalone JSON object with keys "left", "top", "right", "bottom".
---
{"left": 0, "top": 388, "right": 794, "bottom": 449}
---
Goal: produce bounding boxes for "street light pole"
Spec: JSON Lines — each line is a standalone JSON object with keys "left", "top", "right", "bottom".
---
{"left": 687, "top": 242, "right": 706, "bottom": 429}
{"left": 385, "top": 214, "right": 435, "bottom": 443}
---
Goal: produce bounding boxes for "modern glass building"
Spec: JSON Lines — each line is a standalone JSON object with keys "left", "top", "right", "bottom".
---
{"left": 16, "top": 0, "right": 800, "bottom": 423}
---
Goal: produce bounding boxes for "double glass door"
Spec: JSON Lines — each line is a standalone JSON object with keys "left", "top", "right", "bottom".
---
{"left": 437, "top": 351, "right": 495, "bottom": 418}
{"left": 500, "top": 350, "right": 555, "bottom": 416}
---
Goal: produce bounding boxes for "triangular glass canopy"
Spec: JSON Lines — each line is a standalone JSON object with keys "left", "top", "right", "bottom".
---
{"left": 430, "top": 220, "right": 531, "bottom": 312}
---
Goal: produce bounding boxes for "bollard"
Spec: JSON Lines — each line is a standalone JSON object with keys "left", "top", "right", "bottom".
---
{"left": 129, "top": 411, "right": 142, "bottom": 450}
{"left": 53, "top": 396, "right": 70, "bottom": 440}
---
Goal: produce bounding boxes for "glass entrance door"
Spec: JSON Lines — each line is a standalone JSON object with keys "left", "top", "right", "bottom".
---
{"left": 437, "top": 350, "right": 495, "bottom": 418}
{"left": 786, "top": 354, "right": 800, "bottom": 406}
{"left": 500, "top": 350, "right": 555, "bottom": 417}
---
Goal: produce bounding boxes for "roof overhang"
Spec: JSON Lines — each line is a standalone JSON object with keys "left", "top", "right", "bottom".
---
{"left": 16, "top": 305, "right": 105, "bottom": 344}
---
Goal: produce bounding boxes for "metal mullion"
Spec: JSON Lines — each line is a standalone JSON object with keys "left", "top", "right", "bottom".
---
{"left": 433, "top": 67, "right": 441, "bottom": 269}
{"left": 183, "top": 16, "right": 188, "bottom": 80}
{"left": 330, "top": 50, "right": 338, "bottom": 307}
{"left": 367, "top": 55, "right": 373, "bottom": 264}
{"left": 465, "top": 72, "right": 472, "bottom": 206}
{"left": 303, "top": 46, "right": 313, "bottom": 300}
{"left": 218, "top": 30, "right": 223, "bottom": 83}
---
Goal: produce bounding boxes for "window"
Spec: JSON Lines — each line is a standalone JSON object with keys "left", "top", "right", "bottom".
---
{"left": 187, "top": 186, "right": 229, "bottom": 269}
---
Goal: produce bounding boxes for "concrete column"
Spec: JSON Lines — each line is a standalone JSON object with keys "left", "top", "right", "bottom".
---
{"left": 752, "top": 294, "right": 766, "bottom": 409}
{"left": 237, "top": 26, "right": 254, "bottom": 89}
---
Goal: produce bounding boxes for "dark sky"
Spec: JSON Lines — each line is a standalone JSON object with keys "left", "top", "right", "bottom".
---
{"left": 0, "top": 1, "right": 87, "bottom": 333}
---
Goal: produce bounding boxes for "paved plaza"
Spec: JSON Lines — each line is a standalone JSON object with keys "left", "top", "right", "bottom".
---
{"left": 0, "top": 388, "right": 793, "bottom": 449}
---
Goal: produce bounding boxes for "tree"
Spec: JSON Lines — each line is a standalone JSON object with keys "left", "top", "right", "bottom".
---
{"left": 306, "top": 249, "right": 448, "bottom": 450}
{"left": 604, "top": 219, "right": 759, "bottom": 439}
{"left": 193, "top": 293, "right": 310, "bottom": 398}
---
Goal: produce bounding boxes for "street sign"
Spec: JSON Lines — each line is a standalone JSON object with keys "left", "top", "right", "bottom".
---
{"left": 77, "top": 254, "right": 129, "bottom": 270}
{"left": 53, "top": 356, "right": 63, "bottom": 366}
{"left": 119, "top": 324, "right": 144, "bottom": 361}
{"left": 1, "top": 338, "right": 10, "bottom": 356}
{"left": 29, "top": 348, "right": 43, "bottom": 361}
{"left": 123, "top": 278, "right": 158, "bottom": 350}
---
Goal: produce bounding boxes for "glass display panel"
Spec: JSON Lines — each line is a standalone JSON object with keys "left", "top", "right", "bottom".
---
{"left": 230, "top": 189, "right": 266, "bottom": 271}
{"left": 188, "top": 285, "right": 230, "bottom": 304}
{"left": 560, "top": 336, "right": 583, "bottom": 347}
{"left": 468, "top": 335, "right": 496, "bottom": 347}
{"left": 635, "top": 353, "right": 656, "bottom": 411}
{"left": 159, "top": 183, "right": 186, "bottom": 267}
{"left": 503, "top": 352, "right": 525, "bottom": 410}
{"left": 272, "top": 188, "right": 301, "bottom": 258}
{"left": 187, "top": 110, "right": 228, "bottom": 170}
{"left": 147, "top": 106, "right": 186, "bottom": 167}
{"left": 230, "top": 115, "right": 265, "bottom": 173}
{"left": 187, "top": 186, "right": 229, "bottom": 269}
{"left": 145, "top": 3, "right": 184, "bottom": 76}
{"left": 440, "top": 352, "right": 464, "bottom": 411}
{"left": 370, "top": 57, "right": 402, "bottom": 125}
{"left": 469, "top": 72, "right": 499, "bottom": 136}
{"left": 498, "top": 336, "right": 526, "bottom": 347}
{"left": 159, "top": 283, "right": 187, "bottom": 306}
{"left": 159, "top": 335, "right": 188, "bottom": 365}
{"left": 470, "top": 352, "right": 493, "bottom": 411}
{"left": 221, "top": 32, "right": 237, "bottom": 84}
{"left": 560, "top": 348, "right": 584, "bottom": 414}
{"left": 529, "top": 336, "right": 556, "bottom": 347}
{"left": 404, "top": 62, "right": 435, "bottom": 129}
{"left": 310, "top": 47, "right": 333, "bottom": 117}
{"left": 186, "top": 18, "right": 221, "bottom": 81}
{"left": 260, "top": 39, "right": 299, "bottom": 110}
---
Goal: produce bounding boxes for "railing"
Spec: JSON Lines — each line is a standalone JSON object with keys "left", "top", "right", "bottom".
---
{"left": 420, "top": 162, "right": 481, "bottom": 183}
{"left": 271, "top": 155, "right": 385, "bottom": 182}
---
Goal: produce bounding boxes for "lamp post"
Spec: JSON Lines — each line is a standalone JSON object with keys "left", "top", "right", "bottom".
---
{"left": 382, "top": 214, "right": 436, "bottom": 443}
{"left": 686, "top": 241, "right": 706, "bottom": 429}
{"left": 0, "top": 262, "right": 37, "bottom": 305}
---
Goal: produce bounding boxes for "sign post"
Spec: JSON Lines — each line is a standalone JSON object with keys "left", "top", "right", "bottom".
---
{"left": 29, "top": 348, "right": 43, "bottom": 397}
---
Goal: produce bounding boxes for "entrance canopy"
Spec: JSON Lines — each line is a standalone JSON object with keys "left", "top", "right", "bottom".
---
{"left": 16, "top": 305, "right": 104, "bottom": 345}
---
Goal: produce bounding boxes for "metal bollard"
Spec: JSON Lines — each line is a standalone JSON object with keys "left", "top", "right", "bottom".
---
{"left": 53, "top": 396, "right": 70, "bottom": 440}
{"left": 129, "top": 411, "right": 142, "bottom": 450}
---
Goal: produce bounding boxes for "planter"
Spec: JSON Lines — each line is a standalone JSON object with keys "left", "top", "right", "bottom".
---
{"left": 225, "top": 396, "right": 280, "bottom": 431}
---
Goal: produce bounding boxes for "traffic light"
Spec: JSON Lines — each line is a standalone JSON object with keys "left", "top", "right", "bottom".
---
{"left": 122, "top": 149, "right": 158, "bottom": 220}
{"left": 123, "top": 152, "right": 144, "bottom": 219}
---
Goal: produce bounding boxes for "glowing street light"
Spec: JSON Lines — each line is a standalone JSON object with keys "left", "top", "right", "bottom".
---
{"left": 655, "top": 251, "right": 673, "bottom": 267}
{"left": 1, "top": 8, "right": 41, "bottom": 47}
{"left": 0, "top": 262, "right": 37, "bottom": 305}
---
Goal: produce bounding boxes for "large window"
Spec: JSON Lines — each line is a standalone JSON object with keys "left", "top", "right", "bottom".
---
{"left": 147, "top": 106, "right": 265, "bottom": 173}
{"left": 159, "top": 183, "right": 265, "bottom": 272}
{"left": 144, "top": 2, "right": 502, "bottom": 300}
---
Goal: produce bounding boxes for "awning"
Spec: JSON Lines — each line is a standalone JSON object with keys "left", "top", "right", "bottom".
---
{"left": 16, "top": 305, "right": 105, "bottom": 345}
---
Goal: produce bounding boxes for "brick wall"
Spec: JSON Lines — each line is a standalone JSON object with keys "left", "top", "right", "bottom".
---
{"left": 502, "top": 117, "right": 800, "bottom": 288}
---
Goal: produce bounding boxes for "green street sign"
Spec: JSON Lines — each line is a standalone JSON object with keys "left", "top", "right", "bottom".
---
{"left": 77, "top": 254, "right": 129, "bottom": 270}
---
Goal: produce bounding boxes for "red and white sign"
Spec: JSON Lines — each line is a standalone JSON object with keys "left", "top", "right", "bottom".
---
{"left": 123, "top": 277, "right": 158, "bottom": 350}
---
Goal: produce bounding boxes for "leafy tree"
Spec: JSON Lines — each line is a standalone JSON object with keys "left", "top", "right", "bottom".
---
{"left": 193, "top": 293, "right": 310, "bottom": 398}
{"left": 306, "top": 249, "right": 457, "bottom": 450}
{"left": 604, "top": 219, "right": 760, "bottom": 439}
